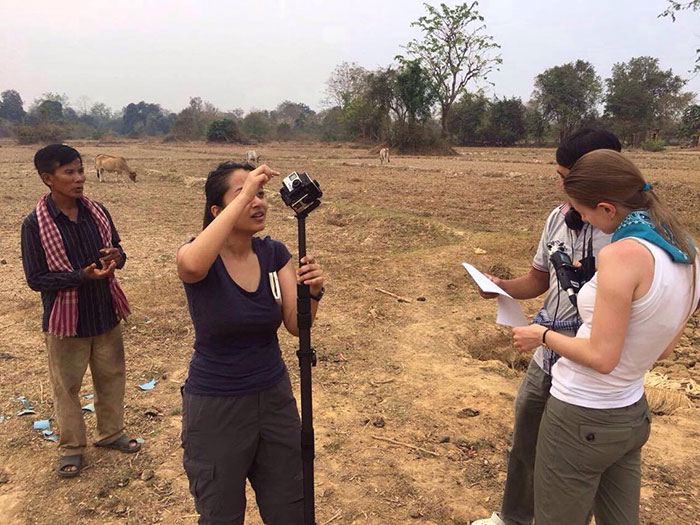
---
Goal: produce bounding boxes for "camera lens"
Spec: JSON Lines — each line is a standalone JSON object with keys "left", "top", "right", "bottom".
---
{"left": 292, "top": 179, "right": 301, "bottom": 188}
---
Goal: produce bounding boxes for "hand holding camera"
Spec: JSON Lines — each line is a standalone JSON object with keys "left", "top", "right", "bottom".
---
{"left": 547, "top": 240, "right": 595, "bottom": 307}
{"left": 241, "top": 164, "right": 280, "bottom": 202}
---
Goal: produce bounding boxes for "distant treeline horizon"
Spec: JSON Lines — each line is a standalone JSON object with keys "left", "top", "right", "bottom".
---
{"left": 2, "top": 2, "right": 698, "bottom": 151}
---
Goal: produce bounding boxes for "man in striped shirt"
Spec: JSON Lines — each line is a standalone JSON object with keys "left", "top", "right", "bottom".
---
{"left": 21, "top": 144, "right": 139, "bottom": 478}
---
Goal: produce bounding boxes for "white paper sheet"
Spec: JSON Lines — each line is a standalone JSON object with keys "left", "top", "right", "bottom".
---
{"left": 462, "top": 263, "right": 529, "bottom": 327}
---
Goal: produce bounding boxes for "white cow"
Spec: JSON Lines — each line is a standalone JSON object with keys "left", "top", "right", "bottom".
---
{"left": 245, "top": 150, "right": 259, "bottom": 166}
{"left": 379, "top": 148, "right": 390, "bottom": 166}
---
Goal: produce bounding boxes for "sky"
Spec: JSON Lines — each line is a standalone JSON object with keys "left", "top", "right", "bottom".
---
{"left": 1, "top": 0, "right": 699, "bottom": 114}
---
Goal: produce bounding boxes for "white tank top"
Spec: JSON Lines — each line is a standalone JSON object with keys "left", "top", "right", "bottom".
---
{"left": 551, "top": 238, "right": 700, "bottom": 409}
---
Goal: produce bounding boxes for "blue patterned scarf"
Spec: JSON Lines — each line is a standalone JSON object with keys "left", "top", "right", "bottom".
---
{"left": 612, "top": 210, "right": 693, "bottom": 264}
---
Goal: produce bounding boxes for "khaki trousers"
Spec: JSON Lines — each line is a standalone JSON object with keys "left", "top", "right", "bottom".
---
{"left": 45, "top": 324, "right": 126, "bottom": 456}
{"left": 534, "top": 395, "right": 651, "bottom": 525}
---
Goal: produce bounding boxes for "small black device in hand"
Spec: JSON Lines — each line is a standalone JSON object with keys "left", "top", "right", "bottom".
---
{"left": 92, "top": 251, "right": 104, "bottom": 270}
{"left": 280, "top": 171, "right": 322, "bottom": 217}
{"left": 547, "top": 240, "right": 583, "bottom": 307}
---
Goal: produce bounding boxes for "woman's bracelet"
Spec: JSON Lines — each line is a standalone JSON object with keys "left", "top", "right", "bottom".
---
{"left": 542, "top": 328, "right": 552, "bottom": 348}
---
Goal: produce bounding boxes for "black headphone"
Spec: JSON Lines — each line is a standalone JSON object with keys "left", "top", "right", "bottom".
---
{"left": 564, "top": 207, "right": 584, "bottom": 231}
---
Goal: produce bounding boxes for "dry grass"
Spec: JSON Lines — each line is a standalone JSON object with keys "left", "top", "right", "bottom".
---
{"left": 0, "top": 139, "right": 698, "bottom": 524}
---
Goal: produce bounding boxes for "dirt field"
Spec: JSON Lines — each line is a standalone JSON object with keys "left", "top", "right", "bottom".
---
{"left": 0, "top": 140, "right": 698, "bottom": 525}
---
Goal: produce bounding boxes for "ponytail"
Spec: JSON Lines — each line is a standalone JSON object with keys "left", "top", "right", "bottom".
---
{"left": 565, "top": 150, "right": 696, "bottom": 264}
{"left": 640, "top": 188, "right": 696, "bottom": 265}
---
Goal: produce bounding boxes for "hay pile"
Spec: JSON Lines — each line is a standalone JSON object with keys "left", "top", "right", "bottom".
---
{"left": 644, "top": 371, "right": 699, "bottom": 414}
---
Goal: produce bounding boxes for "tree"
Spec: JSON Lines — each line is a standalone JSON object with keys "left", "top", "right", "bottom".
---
{"left": 207, "top": 118, "right": 243, "bottom": 142}
{"left": 31, "top": 92, "right": 70, "bottom": 107}
{"left": 121, "top": 101, "right": 172, "bottom": 135}
{"left": 680, "top": 104, "right": 700, "bottom": 145}
{"left": 242, "top": 111, "right": 273, "bottom": 140}
{"left": 228, "top": 108, "right": 245, "bottom": 121}
{"left": 339, "top": 97, "right": 376, "bottom": 140}
{"left": 532, "top": 60, "right": 602, "bottom": 140}
{"left": 524, "top": 100, "right": 549, "bottom": 145}
{"left": 0, "top": 90, "right": 26, "bottom": 123}
{"left": 659, "top": 1, "right": 700, "bottom": 73}
{"left": 63, "top": 107, "right": 80, "bottom": 122}
{"left": 271, "top": 101, "right": 315, "bottom": 129}
{"left": 402, "top": 1, "right": 501, "bottom": 135}
{"left": 319, "top": 107, "right": 345, "bottom": 141}
{"left": 365, "top": 68, "right": 403, "bottom": 139}
{"left": 276, "top": 123, "right": 293, "bottom": 141}
{"left": 74, "top": 95, "right": 92, "bottom": 116}
{"left": 36, "top": 100, "right": 64, "bottom": 122}
{"left": 604, "top": 56, "right": 694, "bottom": 142}
{"left": 660, "top": 0, "right": 700, "bottom": 19}
{"left": 170, "top": 97, "right": 219, "bottom": 140}
{"left": 483, "top": 97, "right": 526, "bottom": 145}
{"left": 324, "top": 62, "right": 369, "bottom": 108}
{"left": 447, "top": 92, "right": 489, "bottom": 144}
{"left": 171, "top": 97, "right": 221, "bottom": 140}
{"left": 325, "top": 62, "right": 396, "bottom": 141}
{"left": 395, "top": 60, "right": 435, "bottom": 126}
{"left": 392, "top": 60, "right": 439, "bottom": 151}
{"left": 88, "top": 102, "right": 115, "bottom": 130}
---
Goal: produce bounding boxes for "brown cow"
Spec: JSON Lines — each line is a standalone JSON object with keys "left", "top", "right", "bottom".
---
{"left": 95, "top": 154, "right": 137, "bottom": 182}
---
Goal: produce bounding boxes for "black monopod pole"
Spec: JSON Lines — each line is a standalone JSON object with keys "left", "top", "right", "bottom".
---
{"left": 296, "top": 212, "right": 316, "bottom": 525}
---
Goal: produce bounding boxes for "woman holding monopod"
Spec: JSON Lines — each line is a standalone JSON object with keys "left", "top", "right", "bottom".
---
{"left": 176, "top": 162, "right": 324, "bottom": 524}
{"left": 513, "top": 150, "right": 700, "bottom": 525}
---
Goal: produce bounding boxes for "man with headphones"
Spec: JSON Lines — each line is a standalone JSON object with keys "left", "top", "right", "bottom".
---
{"left": 473, "top": 129, "right": 622, "bottom": 525}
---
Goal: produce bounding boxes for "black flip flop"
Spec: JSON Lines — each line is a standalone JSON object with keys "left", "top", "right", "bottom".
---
{"left": 57, "top": 454, "right": 83, "bottom": 478}
{"left": 96, "top": 434, "right": 141, "bottom": 453}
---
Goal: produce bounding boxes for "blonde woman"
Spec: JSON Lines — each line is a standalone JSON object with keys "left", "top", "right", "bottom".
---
{"left": 512, "top": 150, "right": 700, "bottom": 525}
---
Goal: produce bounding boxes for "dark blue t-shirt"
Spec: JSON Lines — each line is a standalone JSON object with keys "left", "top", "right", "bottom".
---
{"left": 183, "top": 236, "right": 292, "bottom": 396}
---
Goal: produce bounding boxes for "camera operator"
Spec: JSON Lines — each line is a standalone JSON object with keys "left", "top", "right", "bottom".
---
{"left": 473, "top": 129, "right": 621, "bottom": 525}
{"left": 513, "top": 150, "right": 700, "bottom": 525}
{"left": 176, "top": 162, "right": 324, "bottom": 525}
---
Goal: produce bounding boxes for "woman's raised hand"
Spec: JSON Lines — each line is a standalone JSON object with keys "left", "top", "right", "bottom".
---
{"left": 241, "top": 164, "right": 280, "bottom": 201}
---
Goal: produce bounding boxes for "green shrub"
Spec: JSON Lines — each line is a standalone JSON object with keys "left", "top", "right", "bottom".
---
{"left": 207, "top": 118, "right": 243, "bottom": 143}
{"left": 15, "top": 123, "right": 66, "bottom": 144}
{"left": 641, "top": 138, "right": 665, "bottom": 152}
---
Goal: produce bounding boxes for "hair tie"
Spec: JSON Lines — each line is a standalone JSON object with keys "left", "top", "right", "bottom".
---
{"left": 641, "top": 182, "right": 650, "bottom": 192}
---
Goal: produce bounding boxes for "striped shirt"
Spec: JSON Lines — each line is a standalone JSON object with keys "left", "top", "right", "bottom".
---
{"left": 21, "top": 195, "right": 126, "bottom": 337}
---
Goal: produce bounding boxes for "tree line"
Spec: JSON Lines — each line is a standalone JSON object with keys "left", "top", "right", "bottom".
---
{"left": 1, "top": 2, "right": 698, "bottom": 150}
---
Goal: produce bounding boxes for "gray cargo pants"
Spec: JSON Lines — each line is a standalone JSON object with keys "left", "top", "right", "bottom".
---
{"left": 181, "top": 372, "right": 304, "bottom": 525}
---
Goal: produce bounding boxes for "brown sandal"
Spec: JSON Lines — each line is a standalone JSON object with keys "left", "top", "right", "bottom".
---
{"left": 57, "top": 454, "right": 83, "bottom": 478}
{"left": 96, "top": 434, "right": 141, "bottom": 453}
